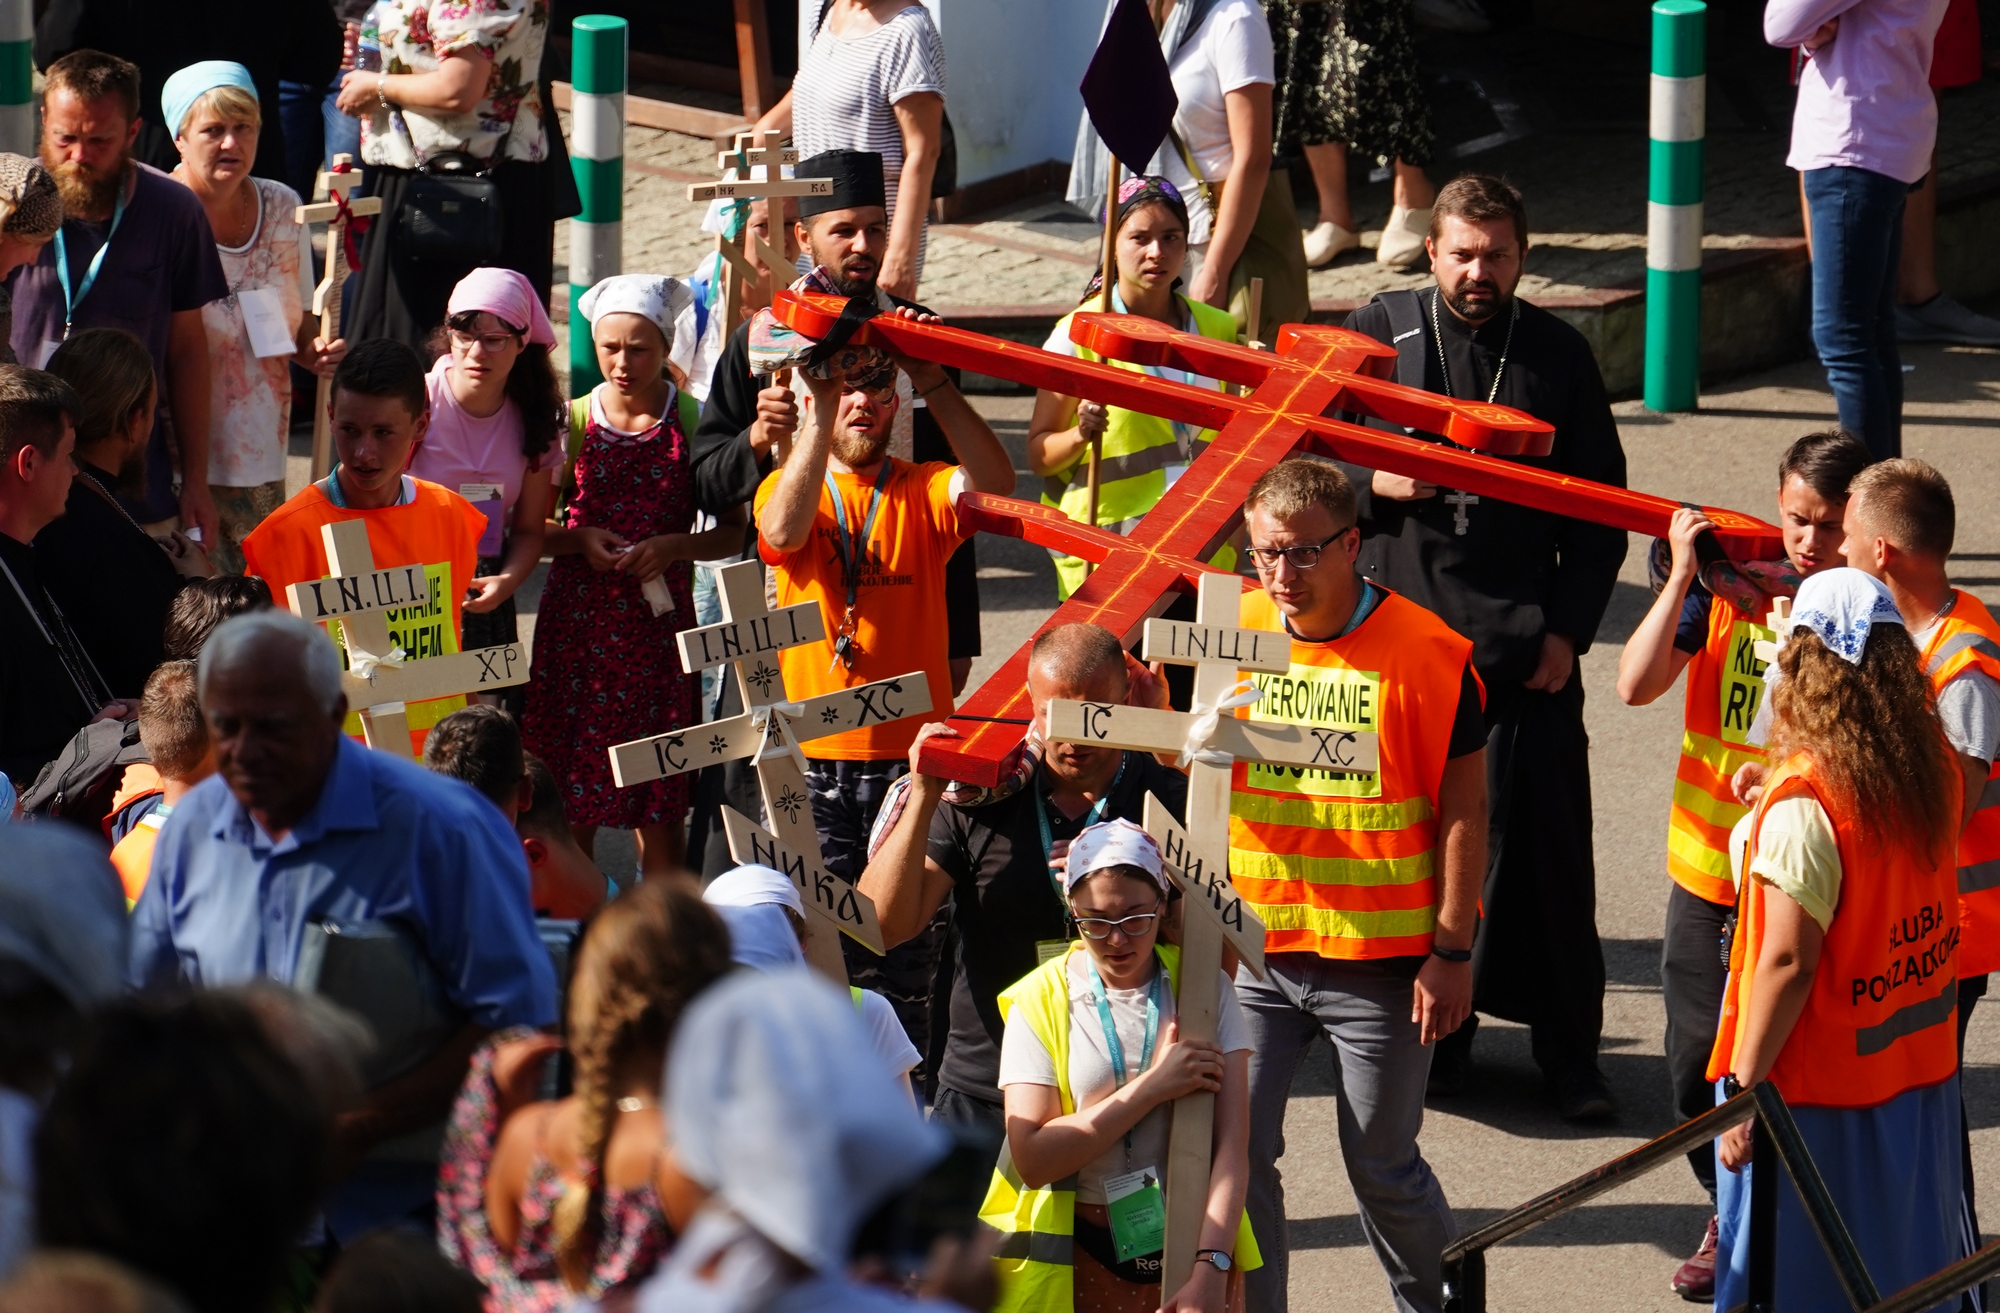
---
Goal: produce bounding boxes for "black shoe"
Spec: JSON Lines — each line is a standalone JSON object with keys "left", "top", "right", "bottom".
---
{"left": 1551, "top": 1068, "right": 1616, "bottom": 1121}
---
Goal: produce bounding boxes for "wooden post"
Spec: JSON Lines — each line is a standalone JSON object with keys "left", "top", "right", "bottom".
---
{"left": 1247, "top": 275, "right": 1266, "bottom": 351}
{"left": 1084, "top": 155, "right": 1121, "bottom": 561}
{"left": 732, "top": 0, "right": 777, "bottom": 121}
{"left": 295, "top": 156, "right": 382, "bottom": 482}
{"left": 1043, "top": 572, "right": 1379, "bottom": 1289}
{"left": 690, "top": 131, "right": 827, "bottom": 340}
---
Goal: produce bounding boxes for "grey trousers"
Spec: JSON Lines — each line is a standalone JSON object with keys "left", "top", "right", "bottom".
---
{"left": 1237, "top": 953, "right": 1458, "bottom": 1313}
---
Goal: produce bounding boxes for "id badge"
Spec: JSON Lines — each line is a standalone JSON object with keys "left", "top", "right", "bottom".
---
{"left": 1102, "top": 1166, "right": 1167, "bottom": 1261}
{"left": 1035, "top": 938, "right": 1071, "bottom": 967}
{"left": 1162, "top": 462, "right": 1189, "bottom": 492}
{"left": 459, "top": 483, "right": 505, "bottom": 557}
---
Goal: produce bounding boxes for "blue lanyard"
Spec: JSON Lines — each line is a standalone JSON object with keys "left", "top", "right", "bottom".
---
{"left": 53, "top": 184, "right": 129, "bottom": 334}
{"left": 1086, "top": 955, "right": 1162, "bottom": 1090}
{"left": 825, "top": 459, "right": 893, "bottom": 616}
{"left": 1034, "top": 754, "right": 1127, "bottom": 901}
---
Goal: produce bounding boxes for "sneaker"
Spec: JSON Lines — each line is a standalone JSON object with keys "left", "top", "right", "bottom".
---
{"left": 1896, "top": 294, "right": 2000, "bottom": 346}
{"left": 1412, "top": 0, "right": 1493, "bottom": 33}
{"left": 1551, "top": 1068, "right": 1616, "bottom": 1121}
{"left": 1376, "top": 205, "right": 1433, "bottom": 269}
{"left": 1304, "top": 220, "right": 1360, "bottom": 268}
{"left": 1671, "top": 1216, "right": 1719, "bottom": 1302}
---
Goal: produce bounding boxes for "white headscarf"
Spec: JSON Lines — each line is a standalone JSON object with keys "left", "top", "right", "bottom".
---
{"left": 1785, "top": 567, "right": 1905, "bottom": 664}
{"left": 704, "top": 864, "right": 804, "bottom": 918}
{"left": 578, "top": 275, "right": 701, "bottom": 385}
{"left": 663, "top": 970, "right": 945, "bottom": 1273}
{"left": 712, "top": 904, "right": 807, "bottom": 972}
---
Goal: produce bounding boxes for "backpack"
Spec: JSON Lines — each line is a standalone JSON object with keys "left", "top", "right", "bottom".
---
{"left": 20, "top": 715, "right": 149, "bottom": 833}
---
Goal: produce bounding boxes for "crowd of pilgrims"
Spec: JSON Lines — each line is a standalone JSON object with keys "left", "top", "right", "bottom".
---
{"left": 0, "top": 34, "right": 1996, "bottom": 1313}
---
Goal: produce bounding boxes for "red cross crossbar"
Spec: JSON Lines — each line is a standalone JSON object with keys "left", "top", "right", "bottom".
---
{"left": 770, "top": 290, "right": 1783, "bottom": 784}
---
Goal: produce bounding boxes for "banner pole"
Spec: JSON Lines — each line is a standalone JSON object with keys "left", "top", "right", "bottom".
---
{"left": 1084, "top": 155, "right": 1119, "bottom": 571}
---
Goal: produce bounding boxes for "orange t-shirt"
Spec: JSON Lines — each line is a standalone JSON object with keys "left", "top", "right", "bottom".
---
{"left": 755, "top": 459, "right": 967, "bottom": 761}
{"left": 111, "top": 805, "right": 169, "bottom": 907}
{"left": 243, "top": 479, "right": 485, "bottom": 756}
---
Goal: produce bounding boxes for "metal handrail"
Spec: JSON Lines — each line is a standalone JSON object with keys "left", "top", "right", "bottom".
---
{"left": 1441, "top": 1083, "right": 1983, "bottom": 1313}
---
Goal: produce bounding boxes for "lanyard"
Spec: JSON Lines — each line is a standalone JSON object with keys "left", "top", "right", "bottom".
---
{"left": 319, "top": 467, "right": 414, "bottom": 508}
{"left": 53, "top": 184, "right": 129, "bottom": 335}
{"left": 1034, "top": 754, "right": 1127, "bottom": 903}
{"left": 825, "top": 460, "right": 893, "bottom": 615}
{"left": 1086, "top": 955, "right": 1162, "bottom": 1091}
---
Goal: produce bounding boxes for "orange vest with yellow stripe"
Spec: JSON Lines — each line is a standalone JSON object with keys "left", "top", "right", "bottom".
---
{"left": 1228, "top": 586, "right": 1478, "bottom": 960}
{"left": 1921, "top": 591, "right": 2000, "bottom": 977}
{"left": 1708, "top": 754, "right": 1960, "bottom": 1108}
{"left": 1668, "top": 594, "right": 1774, "bottom": 906}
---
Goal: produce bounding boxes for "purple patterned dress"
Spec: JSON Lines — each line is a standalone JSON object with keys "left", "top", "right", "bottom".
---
{"left": 523, "top": 396, "right": 698, "bottom": 828}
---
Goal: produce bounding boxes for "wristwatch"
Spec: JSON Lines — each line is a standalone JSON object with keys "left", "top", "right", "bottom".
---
{"left": 1195, "top": 1249, "right": 1232, "bottom": 1273}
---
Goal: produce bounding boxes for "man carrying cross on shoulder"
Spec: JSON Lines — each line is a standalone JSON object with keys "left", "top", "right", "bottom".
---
{"left": 1231, "top": 458, "right": 1488, "bottom": 1313}
{"left": 753, "top": 322, "right": 1013, "bottom": 1048}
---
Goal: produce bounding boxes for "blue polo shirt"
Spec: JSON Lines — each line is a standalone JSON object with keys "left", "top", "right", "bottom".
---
{"left": 129, "top": 736, "right": 557, "bottom": 1031}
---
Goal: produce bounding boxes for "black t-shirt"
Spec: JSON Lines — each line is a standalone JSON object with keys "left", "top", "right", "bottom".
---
{"left": 0, "top": 531, "right": 108, "bottom": 788}
{"left": 926, "top": 752, "right": 1189, "bottom": 1104}
{"left": 36, "top": 462, "right": 184, "bottom": 698}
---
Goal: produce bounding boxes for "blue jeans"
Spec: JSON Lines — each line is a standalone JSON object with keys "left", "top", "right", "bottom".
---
{"left": 1804, "top": 165, "right": 1909, "bottom": 460}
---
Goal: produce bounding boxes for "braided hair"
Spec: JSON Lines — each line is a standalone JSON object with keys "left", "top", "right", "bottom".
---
{"left": 550, "top": 877, "right": 733, "bottom": 1291}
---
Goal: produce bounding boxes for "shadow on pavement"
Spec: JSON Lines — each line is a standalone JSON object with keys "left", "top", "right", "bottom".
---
{"left": 1283, "top": 1201, "right": 1714, "bottom": 1256}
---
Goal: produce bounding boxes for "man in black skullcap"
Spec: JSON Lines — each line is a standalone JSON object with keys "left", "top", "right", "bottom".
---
{"left": 688, "top": 150, "right": 994, "bottom": 1076}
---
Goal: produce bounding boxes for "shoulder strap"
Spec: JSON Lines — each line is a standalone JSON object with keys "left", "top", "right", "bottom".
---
{"left": 1372, "top": 289, "right": 1429, "bottom": 390}
{"left": 565, "top": 396, "right": 588, "bottom": 483}
{"left": 677, "top": 387, "right": 699, "bottom": 437}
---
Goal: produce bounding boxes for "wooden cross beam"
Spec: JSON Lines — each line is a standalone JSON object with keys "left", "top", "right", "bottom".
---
{"left": 688, "top": 129, "right": 829, "bottom": 340}
{"left": 603, "top": 560, "right": 929, "bottom": 981}
{"left": 283, "top": 521, "right": 526, "bottom": 759}
{"left": 766, "top": 289, "right": 1788, "bottom": 785}
{"left": 295, "top": 154, "right": 382, "bottom": 482}
{"left": 1043, "top": 571, "right": 1346, "bottom": 1292}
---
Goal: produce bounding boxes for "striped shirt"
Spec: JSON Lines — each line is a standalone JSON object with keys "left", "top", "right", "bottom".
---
{"left": 792, "top": 3, "right": 946, "bottom": 282}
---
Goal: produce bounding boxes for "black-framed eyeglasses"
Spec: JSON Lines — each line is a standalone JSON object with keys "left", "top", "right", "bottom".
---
{"left": 448, "top": 328, "right": 520, "bottom": 353}
{"left": 1245, "top": 527, "right": 1354, "bottom": 572}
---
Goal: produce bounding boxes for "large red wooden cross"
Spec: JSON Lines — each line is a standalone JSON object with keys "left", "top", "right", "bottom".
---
{"left": 771, "top": 290, "right": 1782, "bottom": 786}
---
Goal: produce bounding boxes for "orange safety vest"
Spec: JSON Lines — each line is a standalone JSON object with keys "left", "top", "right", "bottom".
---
{"left": 1228, "top": 586, "right": 1479, "bottom": 960}
{"left": 110, "top": 805, "right": 168, "bottom": 909}
{"left": 1920, "top": 590, "right": 2000, "bottom": 977}
{"left": 1668, "top": 594, "right": 1774, "bottom": 907}
{"left": 243, "top": 480, "right": 485, "bottom": 756}
{"left": 1708, "top": 754, "right": 1960, "bottom": 1109}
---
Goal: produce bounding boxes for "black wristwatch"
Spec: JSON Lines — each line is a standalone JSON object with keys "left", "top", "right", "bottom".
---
{"left": 1431, "top": 943, "right": 1472, "bottom": 963}
{"left": 1195, "top": 1249, "right": 1233, "bottom": 1273}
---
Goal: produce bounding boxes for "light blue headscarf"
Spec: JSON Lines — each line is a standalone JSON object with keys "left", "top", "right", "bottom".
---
{"left": 161, "top": 61, "right": 257, "bottom": 139}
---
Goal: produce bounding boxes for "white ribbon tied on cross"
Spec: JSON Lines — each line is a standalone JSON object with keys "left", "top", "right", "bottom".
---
{"left": 349, "top": 646, "right": 409, "bottom": 679}
{"left": 751, "top": 700, "right": 809, "bottom": 775}
{"left": 1178, "top": 679, "right": 1264, "bottom": 769}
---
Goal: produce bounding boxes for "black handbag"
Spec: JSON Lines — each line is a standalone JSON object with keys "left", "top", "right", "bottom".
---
{"left": 396, "top": 150, "right": 502, "bottom": 262}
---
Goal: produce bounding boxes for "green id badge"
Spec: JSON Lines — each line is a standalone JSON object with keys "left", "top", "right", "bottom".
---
{"left": 1035, "top": 939, "right": 1071, "bottom": 966}
{"left": 1102, "top": 1166, "right": 1166, "bottom": 1261}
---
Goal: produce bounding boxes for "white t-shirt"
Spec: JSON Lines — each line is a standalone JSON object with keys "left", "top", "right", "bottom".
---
{"left": 997, "top": 951, "right": 1251, "bottom": 1204}
{"left": 1912, "top": 614, "right": 2000, "bottom": 765}
{"left": 858, "top": 987, "right": 923, "bottom": 1081}
{"left": 1163, "top": 0, "right": 1274, "bottom": 246}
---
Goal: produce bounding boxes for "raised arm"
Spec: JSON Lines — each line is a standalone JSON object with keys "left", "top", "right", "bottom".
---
{"left": 757, "top": 370, "right": 839, "bottom": 554}
{"left": 1617, "top": 507, "right": 1710, "bottom": 705}
{"left": 858, "top": 723, "right": 961, "bottom": 947}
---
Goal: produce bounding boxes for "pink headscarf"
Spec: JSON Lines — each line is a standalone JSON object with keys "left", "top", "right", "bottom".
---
{"left": 446, "top": 267, "right": 556, "bottom": 347}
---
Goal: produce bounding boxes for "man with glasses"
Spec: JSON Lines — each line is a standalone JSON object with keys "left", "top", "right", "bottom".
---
{"left": 1231, "top": 457, "right": 1489, "bottom": 1313}
{"left": 1337, "top": 174, "right": 1628, "bottom": 1120}
{"left": 859, "top": 621, "right": 1179, "bottom": 1130}
{"left": 753, "top": 330, "right": 1013, "bottom": 1059}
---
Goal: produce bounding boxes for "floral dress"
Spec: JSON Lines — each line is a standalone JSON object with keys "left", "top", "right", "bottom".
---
{"left": 438, "top": 1033, "right": 675, "bottom": 1313}
{"left": 522, "top": 390, "right": 698, "bottom": 829}
{"left": 362, "top": 0, "right": 551, "bottom": 168}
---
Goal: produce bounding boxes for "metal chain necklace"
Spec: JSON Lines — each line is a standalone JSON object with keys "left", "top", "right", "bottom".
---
{"left": 1431, "top": 287, "right": 1518, "bottom": 403}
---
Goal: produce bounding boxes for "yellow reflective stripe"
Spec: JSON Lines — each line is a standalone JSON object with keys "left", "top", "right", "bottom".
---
{"left": 1667, "top": 824, "right": 1734, "bottom": 881}
{"left": 1681, "top": 727, "right": 1764, "bottom": 775}
{"left": 1231, "top": 846, "right": 1433, "bottom": 888}
{"left": 1249, "top": 901, "right": 1437, "bottom": 941}
{"left": 1230, "top": 791, "right": 1434, "bottom": 831}
{"left": 1671, "top": 777, "right": 1751, "bottom": 830}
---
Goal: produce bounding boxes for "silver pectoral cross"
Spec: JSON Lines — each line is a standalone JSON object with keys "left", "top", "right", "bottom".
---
{"left": 1444, "top": 489, "right": 1479, "bottom": 536}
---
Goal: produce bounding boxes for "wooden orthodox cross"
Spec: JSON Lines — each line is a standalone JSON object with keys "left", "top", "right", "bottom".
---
{"left": 767, "top": 290, "right": 1787, "bottom": 786}
{"left": 1043, "top": 571, "right": 1356, "bottom": 1291}
{"left": 604, "top": 560, "right": 929, "bottom": 982}
{"left": 296, "top": 155, "right": 382, "bottom": 481}
{"left": 686, "top": 130, "right": 830, "bottom": 338}
{"left": 283, "top": 521, "right": 528, "bottom": 759}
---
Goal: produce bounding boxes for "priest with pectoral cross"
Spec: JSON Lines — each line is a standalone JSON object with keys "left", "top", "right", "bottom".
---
{"left": 1336, "top": 174, "right": 1629, "bottom": 1121}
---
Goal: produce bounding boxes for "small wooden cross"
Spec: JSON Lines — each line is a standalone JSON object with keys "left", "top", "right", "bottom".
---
{"left": 1444, "top": 488, "right": 1479, "bottom": 536}
{"left": 295, "top": 155, "right": 382, "bottom": 482}
{"left": 687, "top": 129, "right": 830, "bottom": 339}
{"left": 1753, "top": 595, "right": 1791, "bottom": 666}
{"left": 1042, "top": 571, "right": 1378, "bottom": 1291}
{"left": 283, "top": 521, "right": 528, "bottom": 759}
{"left": 604, "top": 560, "right": 932, "bottom": 981}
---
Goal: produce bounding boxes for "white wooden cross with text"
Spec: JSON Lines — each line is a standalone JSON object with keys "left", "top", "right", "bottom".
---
{"left": 1043, "top": 572, "right": 1381, "bottom": 1292}
{"left": 686, "top": 129, "right": 831, "bottom": 339}
{"left": 606, "top": 559, "right": 932, "bottom": 982}
{"left": 295, "top": 154, "right": 382, "bottom": 481}
{"left": 283, "top": 520, "right": 528, "bottom": 759}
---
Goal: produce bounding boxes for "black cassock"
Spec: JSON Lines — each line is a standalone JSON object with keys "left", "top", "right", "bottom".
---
{"left": 1340, "top": 288, "right": 1628, "bottom": 1082}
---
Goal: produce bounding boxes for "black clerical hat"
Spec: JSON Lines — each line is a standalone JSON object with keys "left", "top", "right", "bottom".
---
{"left": 796, "top": 150, "right": 888, "bottom": 217}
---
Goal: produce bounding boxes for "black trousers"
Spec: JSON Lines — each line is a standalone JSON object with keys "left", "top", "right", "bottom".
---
{"left": 1437, "top": 675, "right": 1606, "bottom": 1078}
{"left": 1663, "top": 883, "right": 1732, "bottom": 1202}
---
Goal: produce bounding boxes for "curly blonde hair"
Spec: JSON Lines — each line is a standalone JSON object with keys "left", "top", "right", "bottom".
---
{"left": 549, "top": 877, "right": 733, "bottom": 1292}
{"left": 1768, "top": 625, "right": 1958, "bottom": 863}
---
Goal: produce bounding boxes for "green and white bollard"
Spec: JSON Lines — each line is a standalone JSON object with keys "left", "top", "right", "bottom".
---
{"left": 1645, "top": 0, "right": 1705, "bottom": 412}
{"left": 0, "top": 0, "right": 31, "bottom": 156}
{"left": 568, "top": 15, "right": 626, "bottom": 396}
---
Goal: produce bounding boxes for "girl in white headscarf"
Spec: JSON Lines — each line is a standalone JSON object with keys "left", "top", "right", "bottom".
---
{"left": 521, "top": 276, "right": 745, "bottom": 879}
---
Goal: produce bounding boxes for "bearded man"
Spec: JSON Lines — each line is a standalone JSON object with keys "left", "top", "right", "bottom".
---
{"left": 752, "top": 317, "right": 1013, "bottom": 1059}
{"left": 5, "top": 50, "right": 226, "bottom": 542}
{"left": 1337, "top": 173, "right": 1630, "bottom": 1120}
